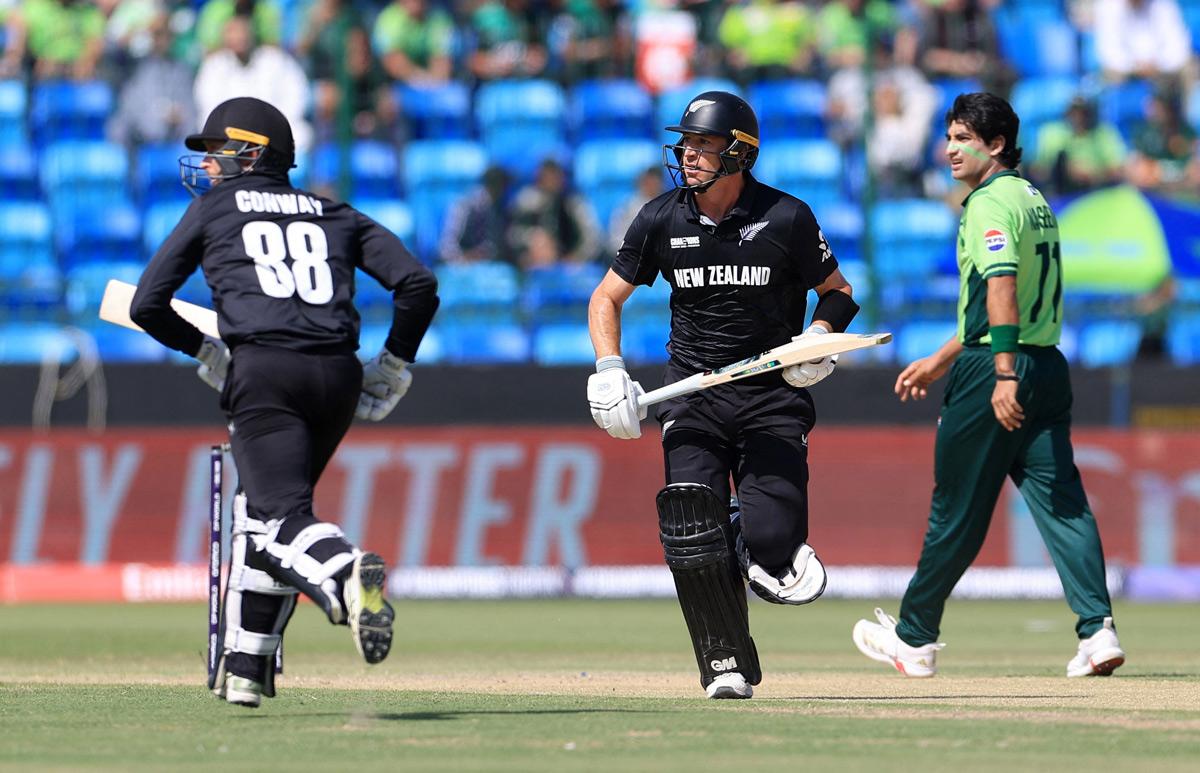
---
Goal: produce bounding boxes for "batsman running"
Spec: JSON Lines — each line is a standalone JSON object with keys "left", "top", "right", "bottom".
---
{"left": 852, "top": 92, "right": 1126, "bottom": 678}
{"left": 130, "top": 97, "right": 439, "bottom": 707}
{"left": 587, "top": 91, "right": 859, "bottom": 699}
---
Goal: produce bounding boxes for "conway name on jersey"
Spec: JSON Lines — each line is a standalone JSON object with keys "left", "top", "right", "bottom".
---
{"left": 957, "top": 170, "right": 1063, "bottom": 347}
{"left": 612, "top": 174, "right": 837, "bottom": 371}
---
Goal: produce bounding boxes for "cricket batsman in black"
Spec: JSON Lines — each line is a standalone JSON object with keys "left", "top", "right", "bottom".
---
{"left": 130, "top": 97, "right": 439, "bottom": 707}
{"left": 587, "top": 91, "right": 859, "bottom": 698}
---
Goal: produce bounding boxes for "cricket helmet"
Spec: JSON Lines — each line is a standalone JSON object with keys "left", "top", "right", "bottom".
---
{"left": 180, "top": 97, "right": 295, "bottom": 195}
{"left": 663, "top": 91, "right": 760, "bottom": 190}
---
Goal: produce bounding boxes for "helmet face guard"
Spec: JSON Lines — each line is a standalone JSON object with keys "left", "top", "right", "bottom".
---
{"left": 179, "top": 127, "right": 269, "bottom": 196}
{"left": 663, "top": 129, "right": 759, "bottom": 191}
{"left": 662, "top": 91, "right": 760, "bottom": 192}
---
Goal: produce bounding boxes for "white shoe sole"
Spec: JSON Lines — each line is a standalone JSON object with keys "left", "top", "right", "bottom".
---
{"left": 705, "top": 674, "right": 753, "bottom": 699}
{"left": 347, "top": 552, "right": 395, "bottom": 665}
{"left": 1068, "top": 647, "right": 1126, "bottom": 677}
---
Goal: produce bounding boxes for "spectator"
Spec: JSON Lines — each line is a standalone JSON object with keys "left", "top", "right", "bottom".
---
{"left": 1030, "top": 96, "right": 1127, "bottom": 196}
{"left": 1094, "top": 0, "right": 1191, "bottom": 85}
{"left": 826, "top": 36, "right": 936, "bottom": 152}
{"left": 868, "top": 76, "right": 936, "bottom": 197}
{"left": 817, "top": 0, "right": 900, "bottom": 71}
{"left": 300, "top": 1, "right": 396, "bottom": 143}
{"left": 194, "top": 14, "right": 311, "bottom": 151}
{"left": 372, "top": 0, "right": 455, "bottom": 84}
{"left": 716, "top": 0, "right": 817, "bottom": 83}
{"left": 99, "top": 0, "right": 161, "bottom": 73}
{"left": 439, "top": 165, "right": 513, "bottom": 264}
{"left": 108, "top": 13, "right": 196, "bottom": 148}
{"left": 1135, "top": 274, "right": 1176, "bottom": 359}
{"left": 0, "top": 1, "right": 23, "bottom": 77}
{"left": 914, "top": 0, "right": 1013, "bottom": 96}
{"left": 608, "top": 165, "right": 664, "bottom": 253}
{"left": 195, "top": 0, "right": 281, "bottom": 54}
{"left": 545, "top": 0, "right": 622, "bottom": 82}
{"left": 508, "top": 158, "right": 601, "bottom": 269}
{"left": 468, "top": 0, "right": 548, "bottom": 81}
{"left": 1126, "top": 87, "right": 1200, "bottom": 194}
{"left": 2, "top": 0, "right": 105, "bottom": 80}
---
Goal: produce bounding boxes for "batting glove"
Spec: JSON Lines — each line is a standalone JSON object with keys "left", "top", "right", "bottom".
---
{"left": 356, "top": 349, "right": 412, "bottom": 421}
{"left": 587, "top": 356, "right": 647, "bottom": 440}
{"left": 195, "top": 336, "right": 231, "bottom": 393}
{"left": 782, "top": 324, "right": 838, "bottom": 389}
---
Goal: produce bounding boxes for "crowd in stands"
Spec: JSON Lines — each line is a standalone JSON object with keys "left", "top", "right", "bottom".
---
{"left": 1, "top": 0, "right": 1199, "bottom": 367}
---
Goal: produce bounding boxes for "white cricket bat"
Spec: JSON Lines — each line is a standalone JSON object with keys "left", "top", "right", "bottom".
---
{"left": 637, "top": 332, "right": 892, "bottom": 410}
{"left": 98, "top": 279, "right": 221, "bottom": 340}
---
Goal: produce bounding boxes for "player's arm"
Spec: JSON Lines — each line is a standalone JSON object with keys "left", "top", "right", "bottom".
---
{"left": 895, "top": 337, "right": 962, "bottom": 402}
{"left": 806, "top": 267, "right": 856, "bottom": 333}
{"left": 588, "top": 269, "right": 636, "bottom": 358}
{"left": 130, "top": 201, "right": 207, "bottom": 356}
{"left": 987, "top": 273, "right": 1025, "bottom": 431}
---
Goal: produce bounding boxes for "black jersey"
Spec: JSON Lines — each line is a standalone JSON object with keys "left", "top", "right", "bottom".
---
{"left": 612, "top": 174, "right": 837, "bottom": 371}
{"left": 131, "top": 172, "right": 438, "bottom": 361}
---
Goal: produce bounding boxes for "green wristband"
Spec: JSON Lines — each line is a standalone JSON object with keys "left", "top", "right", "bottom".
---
{"left": 989, "top": 324, "right": 1020, "bottom": 354}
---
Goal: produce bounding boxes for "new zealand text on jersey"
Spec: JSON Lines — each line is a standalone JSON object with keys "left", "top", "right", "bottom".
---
{"left": 673, "top": 265, "right": 772, "bottom": 288}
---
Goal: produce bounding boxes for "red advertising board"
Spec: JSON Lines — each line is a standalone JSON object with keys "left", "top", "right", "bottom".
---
{"left": 0, "top": 427, "right": 1198, "bottom": 571}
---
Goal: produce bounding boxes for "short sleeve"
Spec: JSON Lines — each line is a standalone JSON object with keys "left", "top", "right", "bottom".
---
{"left": 963, "top": 193, "right": 1018, "bottom": 280}
{"left": 792, "top": 203, "right": 838, "bottom": 289}
{"left": 610, "top": 203, "right": 661, "bottom": 287}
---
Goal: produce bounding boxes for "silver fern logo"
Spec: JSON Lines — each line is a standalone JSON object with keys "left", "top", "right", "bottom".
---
{"left": 738, "top": 220, "right": 769, "bottom": 246}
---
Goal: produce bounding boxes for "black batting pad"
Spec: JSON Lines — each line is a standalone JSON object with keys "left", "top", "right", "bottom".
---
{"left": 657, "top": 483, "right": 761, "bottom": 687}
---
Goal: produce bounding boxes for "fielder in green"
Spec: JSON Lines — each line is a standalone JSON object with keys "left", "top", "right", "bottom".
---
{"left": 853, "top": 92, "right": 1127, "bottom": 678}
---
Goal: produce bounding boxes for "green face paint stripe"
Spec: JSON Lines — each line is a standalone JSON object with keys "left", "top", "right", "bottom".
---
{"left": 948, "top": 142, "right": 990, "bottom": 161}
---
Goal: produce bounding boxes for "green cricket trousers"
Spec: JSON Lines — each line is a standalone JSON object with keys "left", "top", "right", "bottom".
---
{"left": 896, "top": 345, "right": 1114, "bottom": 646}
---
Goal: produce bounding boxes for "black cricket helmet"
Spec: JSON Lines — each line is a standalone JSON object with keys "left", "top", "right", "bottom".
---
{"left": 663, "top": 90, "right": 760, "bottom": 190}
{"left": 180, "top": 97, "right": 295, "bottom": 195}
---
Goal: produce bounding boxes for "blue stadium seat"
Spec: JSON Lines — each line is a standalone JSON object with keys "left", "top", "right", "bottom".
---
{"left": 622, "top": 318, "right": 670, "bottom": 365}
{"left": 401, "top": 139, "right": 487, "bottom": 260}
{"left": 812, "top": 198, "right": 864, "bottom": 263}
{"left": 869, "top": 199, "right": 958, "bottom": 279}
{"left": 1167, "top": 313, "right": 1200, "bottom": 365}
{"left": 753, "top": 139, "right": 842, "bottom": 207}
{"left": 29, "top": 80, "right": 113, "bottom": 146}
{"left": 143, "top": 200, "right": 190, "bottom": 257}
{"left": 435, "top": 261, "right": 520, "bottom": 323}
{"left": 353, "top": 270, "right": 395, "bottom": 324}
{"left": 1078, "top": 319, "right": 1142, "bottom": 368}
{"left": 573, "top": 138, "right": 660, "bottom": 232}
{"left": 0, "top": 144, "right": 35, "bottom": 203}
{"left": 622, "top": 276, "right": 672, "bottom": 327}
{"left": 439, "top": 321, "right": 531, "bottom": 364}
{"left": 56, "top": 199, "right": 142, "bottom": 270}
{"left": 896, "top": 319, "right": 958, "bottom": 364}
{"left": 995, "top": 12, "right": 1078, "bottom": 77}
{"left": 83, "top": 323, "right": 168, "bottom": 362}
{"left": 1098, "top": 79, "right": 1154, "bottom": 141}
{"left": 397, "top": 82, "right": 472, "bottom": 140}
{"left": 173, "top": 271, "right": 212, "bottom": 308}
{"left": 0, "top": 79, "right": 27, "bottom": 146}
{"left": 749, "top": 79, "right": 826, "bottom": 140}
{"left": 0, "top": 322, "right": 75, "bottom": 364}
{"left": 358, "top": 323, "right": 447, "bottom": 362}
{"left": 64, "top": 261, "right": 144, "bottom": 322}
{"left": 532, "top": 322, "right": 594, "bottom": 365}
{"left": 475, "top": 80, "right": 567, "bottom": 181}
{"left": 308, "top": 140, "right": 400, "bottom": 199}
{"left": 568, "top": 79, "right": 654, "bottom": 141}
{"left": 522, "top": 263, "right": 606, "bottom": 323}
{"left": 134, "top": 143, "right": 191, "bottom": 206}
{"left": 1011, "top": 76, "right": 1080, "bottom": 131}
{"left": 357, "top": 198, "right": 415, "bottom": 243}
{"left": 40, "top": 140, "right": 130, "bottom": 213}
{"left": 656, "top": 79, "right": 742, "bottom": 141}
{"left": 0, "top": 201, "right": 59, "bottom": 316}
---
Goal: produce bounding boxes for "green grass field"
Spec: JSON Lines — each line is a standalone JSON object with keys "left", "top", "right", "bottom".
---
{"left": 1, "top": 599, "right": 1197, "bottom": 771}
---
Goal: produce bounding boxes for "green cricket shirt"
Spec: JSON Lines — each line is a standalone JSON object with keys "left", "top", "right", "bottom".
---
{"left": 956, "top": 170, "right": 1063, "bottom": 347}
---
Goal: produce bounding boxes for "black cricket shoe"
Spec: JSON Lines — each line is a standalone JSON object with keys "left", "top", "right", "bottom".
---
{"left": 345, "top": 552, "right": 395, "bottom": 664}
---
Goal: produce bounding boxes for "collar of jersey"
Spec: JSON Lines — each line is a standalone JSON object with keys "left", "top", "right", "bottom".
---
{"left": 680, "top": 172, "right": 759, "bottom": 225}
{"left": 961, "top": 168, "right": 1020, "bottom": 206}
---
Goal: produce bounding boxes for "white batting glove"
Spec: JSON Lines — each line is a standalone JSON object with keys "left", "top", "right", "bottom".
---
{"left": 356, "top": 349, "right": 412, "bottom": 421}
{"left": 587, "top": 356, "right": 647, "bottom": 440}
{"left": 782, "top": 324, "right": 838, "bottom": 389}
{"left": 195, "top": 336, "right": 230, "bottom": 392}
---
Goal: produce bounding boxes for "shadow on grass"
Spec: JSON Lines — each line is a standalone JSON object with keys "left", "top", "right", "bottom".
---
{"left": 784, "top": 695, "right": 1084, "bottom": 701}
{"left": 240, "top": 708, "right": 649, "bottom": 722}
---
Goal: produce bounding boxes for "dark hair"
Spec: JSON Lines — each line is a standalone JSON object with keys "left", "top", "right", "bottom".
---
{"left": 945, "top": 92, "right": 1023, "bottom": 169}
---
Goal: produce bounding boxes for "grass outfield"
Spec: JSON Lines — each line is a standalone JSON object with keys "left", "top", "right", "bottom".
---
{"left": 1, "top": 599, "right": 1197, "bottom": 772}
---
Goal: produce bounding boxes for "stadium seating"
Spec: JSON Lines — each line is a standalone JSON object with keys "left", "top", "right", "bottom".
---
{"left": 475, "top": 79, "right": 567, "bottom": 181}
{"left": 1078, "top": 319, "right": 1143, "bottom": 368}
{"left": 0, "top": 80, "right": 27, "bottom": 146}
{"left": 435, "top": 261, "right": 520, "bottom": 323}
{"left": 1098, "top": 79, "right": 1155, "bottom": 141}
{"left": 868, "top": 199, "right": 958, "bottom": 280}
{"left": 357, "top": 198, "right": 415, "bottom": 243}
{"left": 532, "top": 322, "right": 594, "bottom": 365}
{"left": 753, "top": 138, "right": 842, "bottom": 207}
{"left": 0, "top": 201, "right": 59, "bottom": 317}
{"left": 521, "top": 263, "right": 606, "bottom": 323}
{"left": 134, "top": 143, "right": 192, "bottom": 206}
{"left": 29, "top": 80, "right": 113, "bottom": 146}
{"left": 309, "top": 140, "right": 400, "bottom": 199}
{"left": 749, "top": 79, "right": 826, "bottom": 141}
{"left": 439, "top": 321, "right": 532, "bottom": 364}
{"left": 401, "top": 139, "right": 488, "bottom": 261}
{"left": 398, "top": 82, "right": 472, "bottom": 140}
{"left": 142, "top": 200, "right": 190, "bottom": 258}
{"left": 84, "top": 323, "right": 169, "bottom": 362}
{"left": 622, "top": 318, "right": 671, "bottom": 365}
{"left": 895, "top": 319, "right": 958, "bottom": 365}
{"left": 64, "top": 261, "right": 144, "bottom": 323}
{"left": 40, "top": 140, "right": 130, "bottom": 216}
{"left": 55, "top": 200, "right": 142, "bottom": 271}
{"left": 573, "top": 138, "right": 660, "bottom": 232}
{"left": 568, "top": 79, "right": 655, "bottom": 141}
{"left": 0, "top": 322, "right": 75, "bottom": 364}
{"left": 1167, "top": 313, "right": 1200, "bottom": 365}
